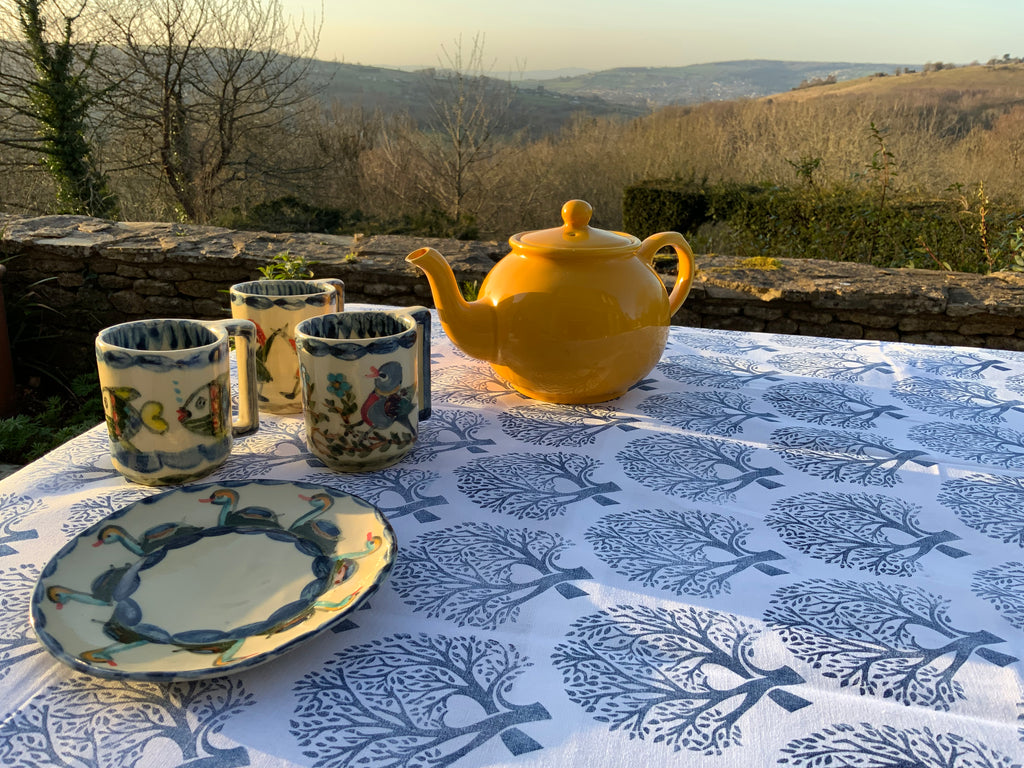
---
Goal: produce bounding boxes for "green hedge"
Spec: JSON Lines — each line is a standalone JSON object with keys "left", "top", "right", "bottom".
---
{"left": 623, "top": 179, "right": 1024, "bottom": 273}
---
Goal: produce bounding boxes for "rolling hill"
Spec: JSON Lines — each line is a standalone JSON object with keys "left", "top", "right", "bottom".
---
{"left": 307, "top": 58, "right": 916, "bottom": 133}
{"left": 522, "top": 59, "right": 914, "bottom": 106}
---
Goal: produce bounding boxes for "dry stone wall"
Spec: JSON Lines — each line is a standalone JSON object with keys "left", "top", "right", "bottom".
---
{"left": 2, "top": 214, "right": 1024, "bottom": 357}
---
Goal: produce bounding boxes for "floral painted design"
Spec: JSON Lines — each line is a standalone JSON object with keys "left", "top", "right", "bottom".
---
{"left": 302, "top": 367, "right": 417, "bottom": 467}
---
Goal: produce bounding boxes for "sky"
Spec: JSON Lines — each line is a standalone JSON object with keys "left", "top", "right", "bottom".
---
{"left": 281, "top": 0, "right": 1023, "bottom": 74}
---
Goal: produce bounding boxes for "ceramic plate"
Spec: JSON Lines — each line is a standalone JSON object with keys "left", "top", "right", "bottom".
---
{"left": 31, "top": 480, "right": 396, "bottom": 681}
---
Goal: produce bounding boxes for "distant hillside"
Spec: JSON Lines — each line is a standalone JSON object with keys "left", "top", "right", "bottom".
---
{"left": 521, "top": 59, "right": 915, "bottom": 106}
{"left": 765, "top": 61, "right": 1024, "bottom": 105}
{"left": 308, "top": 59, "right": 918, "bottom": 132}
{"left": 309, "top": 61, "right": 645, "bottom": 135}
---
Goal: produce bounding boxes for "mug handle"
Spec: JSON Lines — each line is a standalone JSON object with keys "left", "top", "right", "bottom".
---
{"left": 208, "top": 318, "right": 260, "bottom": 436}
{"left": 396, "top": 306, "right": 432, "bottom": 421}
{"left": 636, "top": 232, "right": 696, "bottom": 317}
{"left": 318, "top": 278, "right": 345, "bottom": 310}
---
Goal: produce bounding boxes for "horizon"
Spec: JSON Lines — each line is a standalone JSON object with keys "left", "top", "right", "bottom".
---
{"left": 282, "top": 0, "right": 1021, "bottom": 73}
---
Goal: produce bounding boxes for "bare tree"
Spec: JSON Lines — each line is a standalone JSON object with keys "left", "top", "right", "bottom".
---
{"left": 0, "top": 0, "right": 118, "bottom": 216}
{"left": 367, "top": 34, "right": 519, "bottom": 235}
{"left": 92, "top": 0, "right": 323, "bottom": 222}
{"left": 425, "top": 35, "right": 519, "bottom": 227}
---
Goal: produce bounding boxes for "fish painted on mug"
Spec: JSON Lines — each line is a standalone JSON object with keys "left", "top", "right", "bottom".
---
{"left": 102, "top": 387, "right": 169, "bottom": 452}
{"left": 177, "top": 374, "right": 231, "bottom": 437}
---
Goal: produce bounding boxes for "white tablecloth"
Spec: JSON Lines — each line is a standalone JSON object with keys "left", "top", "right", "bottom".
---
{"left": 1, "top": 310, "right": 1023, "bottom": 766}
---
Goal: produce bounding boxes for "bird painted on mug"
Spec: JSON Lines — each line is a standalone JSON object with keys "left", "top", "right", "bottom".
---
{"left": 176, "top": 374, "right": 230, "bottom": 437}
{"left": 360, "top": 361, "right": 415, "bottom": 431}
{"left": 102, "top": 387, "right": 169, "bottom": 451}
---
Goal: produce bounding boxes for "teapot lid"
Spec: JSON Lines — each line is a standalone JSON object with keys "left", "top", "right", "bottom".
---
{"left": 510, "top": 200, "right": 640, "bottom": 254}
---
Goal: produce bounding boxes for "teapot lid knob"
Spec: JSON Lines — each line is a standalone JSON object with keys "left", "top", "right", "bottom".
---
{"left": 511, "top": 198, "right": 638, "bottom": 252}
{"left": 561, "top": 200, "right": 593, "bottom": 232}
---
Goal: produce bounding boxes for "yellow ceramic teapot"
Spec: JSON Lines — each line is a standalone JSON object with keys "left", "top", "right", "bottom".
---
{"left": 406, "top": 199, "right": 695, "bottom": 403}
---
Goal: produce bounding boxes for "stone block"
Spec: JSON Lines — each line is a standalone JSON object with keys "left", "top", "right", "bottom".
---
{"left": 742, "top": 306, "right": 786, "bottom": 320}
{"left": 88, "top": 258, "right": 118, "bottom": 274}
{"left": 863, "top": 329, "right": 901, "bottom": 342}
{"left": 98, "top": 274, "right": 133, "bottom": 290}
{"left": 116, "top": 265, "right": 149, "bottom": 278}
{"left": 57, "top": 272, "right": 84, "bottom": 288}
{"left": 991, "top": 336, "right": 1024, "bottom": 351}
{"left": 898, "top": 315, "right": 960, "bottom": 332}
{"left": 191, "top": 298, "right": 225, "bottom": 318}
{"left": 822, "top": 322, "right": 864, "bottom": 339}
{"left": 179, "top": 280, "right": 226, "bottom": 299}
{"left": 715, "top": 316, "right": 765, "bottom": 332}
{"left": 903, "top": 331, "right": 969, "bottom": 346}
{"left": 958, "top": 318, "right": 1018, "bottom": 337}
{"left": 765, "top": 317, "right": 799, "bottom": 334}
{"left": 133, "top": 279, "right": 176, "bottom": 297}
{"left": 842, "top": 311, "right": 899, "bottom": 329}
{"left": 143, "top": 295, "right": 192, "bottom": 314}
{"left": 790, "top": 309, "right": 834, "bottom": 325}
{"left": 148, "top": 266, "right": 193, "bottom": 281}
{"left": 109, "top": 290, "right": 145, "bottom": 314}
{"left": 796, "top": 322, "right": 828, "bottom": 336}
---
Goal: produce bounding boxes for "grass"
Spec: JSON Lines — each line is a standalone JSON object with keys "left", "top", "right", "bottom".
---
{"left": 0, "top": 370, "right": 104, "bottom": 465}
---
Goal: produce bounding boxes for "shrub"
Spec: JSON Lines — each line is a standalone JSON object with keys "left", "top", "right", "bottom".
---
{"left": 624, "top": 179, "right": 1024, "bottom": 273}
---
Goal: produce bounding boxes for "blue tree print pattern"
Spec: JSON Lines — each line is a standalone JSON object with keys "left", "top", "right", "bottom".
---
{"left": 670, "top": 329, "right": 778, "bottom": 355}
{"left": 61, "top": 488, "right": 153, "bottom": 538}
{"left": 456, "top": 452, "right": 620, "bottom": 519}
{"left": 1009, "top": 372, "right": 1024, "bottom": 397}
{"left": 769, "top": 350, "right": 895, "bottom": 381}
{"left": 218, "top": 418, "right": 319, "bottom": 478}
{"left": 973, "top": 562, "right": 1024, "bottom": 630}
{"left": 585, "top": 507, "right": 786, "bottom": 597}
{"left": 939, "top": 473, "right": 1024, "bottom": 546}
{"left": 433, "top": 364, "right": 521, "bottom": 405}
{"left": 656, "top": 354, "right": 783, "bottom": 389}
{"left": 639, "top": 391, "right": 777, "bottom": 436}
{"left": 24, "top": 427, "right": 123, "bottom": 492}
{"left": 0, "top": 566, "right": 44, "bottom": 677}
{"left": 617, "top": 434, "right": 783, "bottom": 503}
{"left": 892, "top": 377, "right": 1024, "bottom": 423}
{"left": 771, "top": 426, "right": 934, "bottom": 486}
{"left": 0, "top": 677, "right": 252, "bottom": 766}
{"left": 778, "top": 722, "right": 1020, "bottom": 767}
{"left": 0, "top": 492, "right": 41, "bottom": 558}
{"left": 767, "top": 335, "right": 877, "bottom": 351}
{"left": 766, "top": 491, "right": 966, "bottom": 576}
{"left": 390, "top": 522, "right": 591, "bottom": 628}
{"left": 888, "top": 347, "right": 1014, "bottom": 379}
{"left": 765, "top": 578, "right": 1018, "bottom": 710}
{"left": 498, "top": 403, "right": 639, "bottom": 446}
{"left": 551, "top": 605, "right": 810, "bottom": 756}
{"left": 910, "top": 422, "right": 1024, "bottom": 470}
{"left": 307, "top": 467, "right": 448, "bottom": 524}
{"left": 763, "top": 381, "right": 905, "bottom": 429}
{"left": 290, "top": 633, "right": 550, "bottom": 766}
{"left": 408, "top": 408, "right": 496, "bottom": 462}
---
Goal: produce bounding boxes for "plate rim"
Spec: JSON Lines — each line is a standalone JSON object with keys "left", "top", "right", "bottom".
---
{"left": 30, "top": 478, "right": 397, "bottom": 682}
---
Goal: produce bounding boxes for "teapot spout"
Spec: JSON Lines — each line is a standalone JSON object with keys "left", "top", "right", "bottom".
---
{"left": 406, "top": 247, "right": 498, "bottom": 363}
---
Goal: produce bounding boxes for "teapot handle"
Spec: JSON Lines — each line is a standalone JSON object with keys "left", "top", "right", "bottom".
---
{"left": 637, "top": 232, "right": 696, "bottom": 317}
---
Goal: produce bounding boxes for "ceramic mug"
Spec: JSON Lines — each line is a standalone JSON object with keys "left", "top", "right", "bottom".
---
{"left": 229, "top": 279, "right": 344, "bottom": 414}
{"left": 96, "top": 318, "right": 259, "bottom": 486}
{"left": 295, "top": 308, "right": 431, "bottom": 472}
